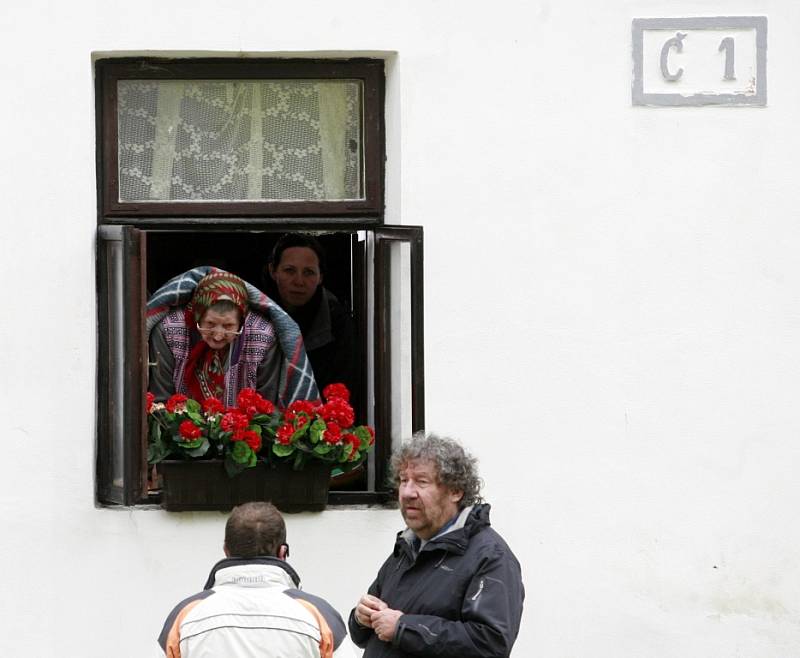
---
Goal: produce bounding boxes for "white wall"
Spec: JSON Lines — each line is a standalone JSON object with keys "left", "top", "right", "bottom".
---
{"left": 2, "top": 0, "right": 800, "bottom": 655}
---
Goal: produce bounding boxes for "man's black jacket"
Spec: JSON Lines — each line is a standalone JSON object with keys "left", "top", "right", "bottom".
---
{"left": 348, "top": 504, "right": 524, "bottom": 657}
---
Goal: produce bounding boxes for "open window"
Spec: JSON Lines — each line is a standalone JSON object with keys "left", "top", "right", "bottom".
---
{"left": 95, "top": 56, "right": 423, "bottom": 507}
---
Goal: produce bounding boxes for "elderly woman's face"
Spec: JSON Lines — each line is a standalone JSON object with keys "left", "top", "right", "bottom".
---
{"left": 270, "top": 246, "right": 322, "bottom": 310}
{"left": 197, "top": 308, "right": 241, "bottom": 350}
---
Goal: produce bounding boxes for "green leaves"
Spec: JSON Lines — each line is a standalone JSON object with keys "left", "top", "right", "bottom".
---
{"left": 186, "top": 410, "right": 205, "bottom": 425}
{"left": 353, "top": 425, "right": 373, "bottom": 449}
{"left": 177, "top": 436, "right": 205, "bottom": 451}
{"left": 291, "top": 421, "right": 311, "bottom": 442}
{"left": 183, "top": 439, "right": 210, "bottom": 458}
{"left": 231, "top": 440, "right": 253, "bottom": 464}
{"left": 309, "top": 419, "right": 326, "bottom": 444}
{"left": 222, "top": 441, "right": 257, "bottom": 477}
{"left": 147, "top": 425, "right": 172, "bottom": 464}
{"left": 273, "top": 443, "right": 294, "bottom": 458}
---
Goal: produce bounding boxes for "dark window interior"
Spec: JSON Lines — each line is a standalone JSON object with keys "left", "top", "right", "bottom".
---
{"left": 145, "top": 229, "right": 369, "bottom": 492}
{"left": 146, "top": 232, "right": 353, "bottom": 311}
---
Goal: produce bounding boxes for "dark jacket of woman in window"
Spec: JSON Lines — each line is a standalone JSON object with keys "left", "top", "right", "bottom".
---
{"left": 286, "top": 284, "right": 355, "bottom": 396}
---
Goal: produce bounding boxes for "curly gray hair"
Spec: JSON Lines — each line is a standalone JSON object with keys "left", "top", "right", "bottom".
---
{"left": 389, "top": 432, "right": 483, "bottom": 508}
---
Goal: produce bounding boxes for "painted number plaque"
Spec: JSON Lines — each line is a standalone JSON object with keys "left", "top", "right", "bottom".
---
{"left": 632, "top": 16, "right": 767, "bottom": 106}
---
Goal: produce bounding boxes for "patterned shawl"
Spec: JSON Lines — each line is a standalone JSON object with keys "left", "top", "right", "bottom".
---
{"left": 146, "top": 266, "right": 319, "bottom": 406}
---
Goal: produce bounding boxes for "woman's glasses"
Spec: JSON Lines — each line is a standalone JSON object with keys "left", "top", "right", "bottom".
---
{"left": 196, "top": 322, "right": 243, "bottom": 337}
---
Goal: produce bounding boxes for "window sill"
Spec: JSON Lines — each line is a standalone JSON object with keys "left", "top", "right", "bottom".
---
{"left": 130, "top": 488, "right": 398, "bottom": 511}
{"left": 327, "top": 491, "right": 398, "bottom": 508}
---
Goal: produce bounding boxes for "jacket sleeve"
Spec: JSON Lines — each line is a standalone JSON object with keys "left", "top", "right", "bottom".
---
{"left": 156, "top": 590, "right": 215, "bottom": 657}
{"left": 347, "top": 607, "right": 373, "bottom": 648}
{"left": 392, "top": 544, "right": 524, "bottom": 658}
{"left": 285, "top": 588, "right": 352, "bottom": 658}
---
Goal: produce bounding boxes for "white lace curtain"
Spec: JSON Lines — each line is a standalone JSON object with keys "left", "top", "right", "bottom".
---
{"left": 117, "top": 79, "right": 362, "bottom": 202}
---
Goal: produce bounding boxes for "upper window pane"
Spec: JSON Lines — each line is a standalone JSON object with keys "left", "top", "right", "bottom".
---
{"left": 117, "top": 79, "right": 363, "bottom": 202}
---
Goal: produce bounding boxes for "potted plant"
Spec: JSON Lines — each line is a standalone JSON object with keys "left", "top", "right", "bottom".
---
{"left": 147, "top": 383, "right": 374, "bottom": 511}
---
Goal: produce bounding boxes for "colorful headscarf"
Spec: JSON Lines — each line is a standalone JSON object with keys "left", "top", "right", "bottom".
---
{"left": 186, "top": 271, "right": 249, "bottom": 325}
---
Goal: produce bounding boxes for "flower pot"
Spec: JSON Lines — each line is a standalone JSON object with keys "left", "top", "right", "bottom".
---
{"left": 158, "top": 459, "right": 331, "bottom": 512}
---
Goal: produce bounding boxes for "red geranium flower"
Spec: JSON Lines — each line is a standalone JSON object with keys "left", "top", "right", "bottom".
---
{"left": 178, "top": 420, "right": 202, "bottom": 441}
{"left": 221, "top": 410, "right": 249, "bottom": 434}
{"left": 237, "top": 388, "right": 257, "bottom": 408}
{"left": 146, "top": 392, "right": 155, "bottom": 413}
{"left": 166, "top": 393, "right": 188, "bottom": 413}
{"left": 343, "top": 433, "right": 361, "bottom": 459}
{"left": 236, "top": 389, "right": 276, "bottom": 418}
{"left": 255, "top": 397, "right": 275, "bottom": 415}
{"left": 322, "top": 382, "right": 350, "bottom": 403}
{"left": 276, "top": 422, "right": 294, "bottom": 445}
{"left": 286, "top": 399, "right": 317, "bottom": 417}
{"left": 202, "top": 397, "right": 224, "bottom": 415}
{"left": 241, "top": 430, "right": 262, "bottom": 452}
{"left": 236, "top": 389, "right": 260, "bottom": 418}
{"left": 322, "top": 422, "right": 342, "bottom": 445}
{"left": 319, "top": 398, "right": 355, "bottom": 428}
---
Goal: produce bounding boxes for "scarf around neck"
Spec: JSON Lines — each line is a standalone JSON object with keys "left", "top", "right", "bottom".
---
{"left": 182, "top": 271, "right": 249, "bottom": 400}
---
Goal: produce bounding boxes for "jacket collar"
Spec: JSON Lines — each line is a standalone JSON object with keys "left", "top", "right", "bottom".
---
{"left": 203, "top": 556, "right": 301, "bottom": 590}
{"left": 395, "top": 503, "right": 492, "bottom": 558}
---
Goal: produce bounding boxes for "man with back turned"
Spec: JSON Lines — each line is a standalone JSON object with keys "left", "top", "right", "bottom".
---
{"left": 157, "top": 501, "right": 355, "bottom": 657}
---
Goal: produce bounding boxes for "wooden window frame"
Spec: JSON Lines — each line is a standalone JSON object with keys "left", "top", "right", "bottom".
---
{"left": 96, "top": 57, "right": 385, "bottom": 221}
{"left": 95, "top": 56, "right": 424, "bottom": 508}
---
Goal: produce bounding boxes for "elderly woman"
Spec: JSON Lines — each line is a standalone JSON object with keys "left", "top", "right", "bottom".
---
{"left": 266, "top": 233, "right": 356, "bottom": 400}
{"left": 147, "top": 267, "right": 318, "bottom": 407}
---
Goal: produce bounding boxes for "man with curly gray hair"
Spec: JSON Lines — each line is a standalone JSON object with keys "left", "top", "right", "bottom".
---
{"left": 348, "top": 432, "right": 524, "bottom": 657}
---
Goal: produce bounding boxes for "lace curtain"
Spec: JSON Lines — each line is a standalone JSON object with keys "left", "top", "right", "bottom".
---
{"left": 117, "top": 79, "right": 362, "bottom": 202}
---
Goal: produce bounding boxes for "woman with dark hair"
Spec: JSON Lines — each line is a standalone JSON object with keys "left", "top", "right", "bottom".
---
{"left": 147, "top": 267, "right": 318, "bottom": 407}
{"left": 266, "top": 234, "right": 356, "bottom": 404}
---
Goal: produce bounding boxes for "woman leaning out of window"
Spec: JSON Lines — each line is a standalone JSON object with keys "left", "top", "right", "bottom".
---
{"left": 147, "top": 268, "right": 318, "bottom": 408}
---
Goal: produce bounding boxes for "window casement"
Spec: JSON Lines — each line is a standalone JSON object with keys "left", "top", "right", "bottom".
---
{"left": 95, "top": 57, "right": 424, "bottom": 507}
{"left": 99, "top": 58, "right": 385, "bottom": 219}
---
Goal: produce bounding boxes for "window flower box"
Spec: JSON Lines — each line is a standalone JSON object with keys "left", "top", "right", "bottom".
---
{"left": 158, "top": 459, "right": 331, "bottom": 512}
{"left": 147, "top": 384, "right": 374, "bottom": 511}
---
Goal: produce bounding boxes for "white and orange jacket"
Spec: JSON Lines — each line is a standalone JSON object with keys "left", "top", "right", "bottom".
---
{"left": 157, "top": 557, "right": 355, "bottom": 657}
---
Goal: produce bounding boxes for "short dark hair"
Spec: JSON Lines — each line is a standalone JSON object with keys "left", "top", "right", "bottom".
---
{"left": 268, "top": 233, "right": 327, "bottom": 276}
{"left": 389, "top": 432, "right": 483, "bottom": 508}
{"left": 224, "top": 502, "right": 286, "bottom": 558}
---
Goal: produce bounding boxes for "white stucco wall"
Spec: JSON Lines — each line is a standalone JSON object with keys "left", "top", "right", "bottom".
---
{"left": 2, "top": 0, "right": 799, "bottom": 656}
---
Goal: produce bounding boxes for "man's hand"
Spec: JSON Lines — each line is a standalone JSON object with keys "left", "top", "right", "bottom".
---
{"left": 354, "top": 594, "right": 387, "bottom": 628}
{"left": 371, "top": 608, "right": 403, "bottom": 643}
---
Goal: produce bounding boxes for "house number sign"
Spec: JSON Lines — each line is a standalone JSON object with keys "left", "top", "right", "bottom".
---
{"left": 632, "top": 16, "right": 767, "bottom": 106}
